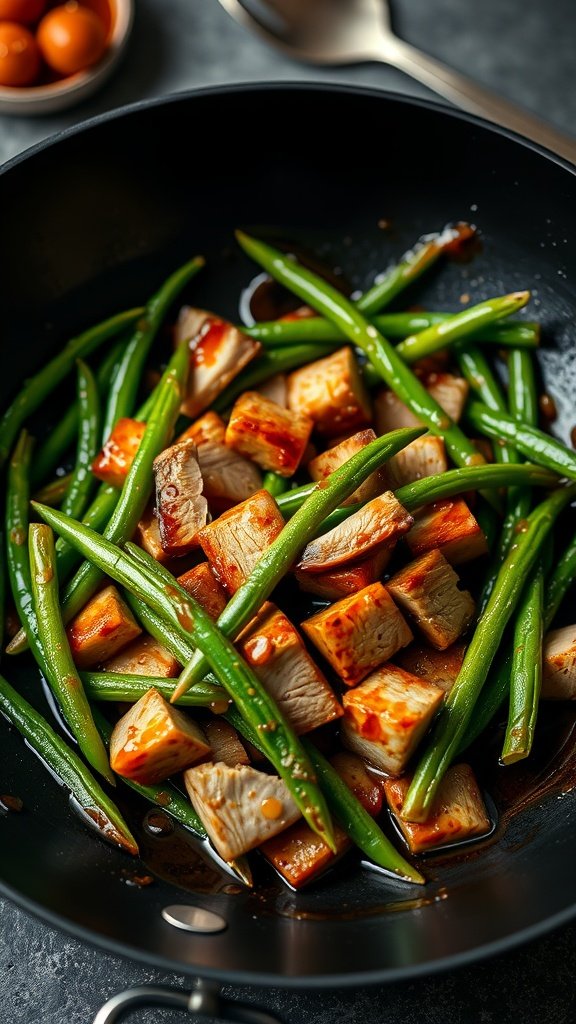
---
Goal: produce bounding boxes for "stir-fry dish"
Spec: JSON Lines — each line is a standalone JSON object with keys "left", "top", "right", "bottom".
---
{"left": 2, "top": 224, "right": 576, "bottom": 893}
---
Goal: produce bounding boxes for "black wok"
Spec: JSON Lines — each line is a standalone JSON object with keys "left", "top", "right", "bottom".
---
{"left": 1, "top": 84, "right": 576, "bottom": 990}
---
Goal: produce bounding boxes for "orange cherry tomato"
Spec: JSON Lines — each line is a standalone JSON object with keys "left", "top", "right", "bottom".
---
{"left": 0, "top": 20, "right": 41, "bottom": 86}
{"left": 0, "top": 1, "right": 46, "bottom": 22}
{"left": 37, "top": 2, "right": 106, "bottom": 76}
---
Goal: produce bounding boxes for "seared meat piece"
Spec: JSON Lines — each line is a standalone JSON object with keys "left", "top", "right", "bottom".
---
{"left": 103, "top": 634, "right": 180, "bottom": 678}
{"left": 297, "top": 492, "right": 412, "bottom": 573}
{"left": 406, "top": 499, "right": 488, "bottom": 565}
{"left": 153, "top": 438, "right": 208, "bottom": 557}
{"left": 110, "top": 688, "right": 210, "bottom": 784}
{"left": 183, "top": 762, "right": 300, "bottom": 861}
{"left": 374, "top": 372, "right": 469, "bottom": 433}
{"left": 225, "top": 391, "right": 313, "bottom": 477}
{"left": 385, "top": 763, "right": 491, "bottom": 851}
{"left": 176, "top": 307, "right": 261, "bottom": 418}
{"left": 238, "top": 603, "right": 342, "bottom": 734}
{"left": 261, "top": 819, "right": 350, "bottom": 889}
{"left": 198, "top": 489, "right": 285, "bottom": 594}
{"left": 329, "top": 751, "right": 385, "bottom": 816}
{"left": 179, "top": 411, "right": 262, "bottom": 512}
{"left": 66, "top": 585, "right": 141, "bottom": 669}
{"left": 542, "top": 625, "right": 576, "bottom": 699}
{"left": 308, "top": 429, "right": 385, "bottom": 506}
{"left": 204, "top": 718, "right": 250, "bottom": 767}
{"left": 134, "top": 502, "right": 167, "bottom": 563}
{"left": 341, "top": 664, "right": 444, "bottom": 775}
{"left": 287, "top": 346, "right": 372, "bottom": 437}
{"left": 383, "top": 435, "right": 448, "bottom": 490}
{"left": 294, "top": 547, "right": 392, "bottom": 601}
{"left": 91, "top": 418, "right": 146, "bottom": 488}
{"left": 257, "top": 372, "right": 288, "bottom": 407}
{"left": 386, "top": 549, "right": 475, "bottom": 650}
{"left": 177, "top": 562, "right": 227, "bottom": 620}
{"left": 396, "top": 642, "right": 466, "bottom": 696}
{"left": 302, "top": 581, "right": 413, "bottom": 687}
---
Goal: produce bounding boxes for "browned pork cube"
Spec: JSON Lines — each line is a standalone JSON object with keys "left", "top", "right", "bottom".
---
{"left": 295, "top": 547, "right": 392, "bottom": 601}
{"left": 386, "top": 549, "right": 475, "bottom": 650}
{"left": 110, "top": 688, "right": 210, "bottom": 784}
{"left": 177, "top": 562, "right": 227, "bottom": 620}
{"left": 341, "top": 664, "right": 444, "bottom": 775}
{"left": 297, "top": 492, "right": 413, "bottom": 573}
{"left": 179, "top": 410, "right": 263, "bottom": 512}
{"left": 308, "top": 429, "right": 385, "bottom": 505}
{"left": 204, "top": 718, "right": 250, "bottom": 767}
{"left": 66, "top": 585, "right": 142, "bottom": 669}
{"left": 374, "top": 373, "right": 469, "bottom": 433}
{"left": 176, "top": 307, "right": 261, "bottom": 418}
{"left": 261, "top": 820, "right": 350, "bottom": 889}
{"left": 153, "top": 438, "right": 208, "bottom": 557}
{"left": 225, "top": 391, "right": 313, "bottom": 477}
{"left": 385, "top": 764, "right": 491, "bottom": 851}
{"left": 542, "top": 625, "right": 576, "bottom": 699}
{"left": 406, "top": 499, "right": 488, "bottom": 565}
{"left": 257, "top": 373, "right": 287, "bottom": 407}
{"left": 396, "top": 642, "right": 466, "bottom": 696}
{"left": 384, "top": 435, "right": 448, "bottom": 490}
{"left": 329, "top": 751, "right": 385, "bottom": 816}
{"left": 91, "top": 418, "right": 146, "bottom": 488}
{"left": 238, "top": 604, "right": 342, "bottom": 734}
{"left": 302, "top": 582, "right": 413, "bottom": 687}
{"left": 134, "top": 503, "right": 166, "bottom": 563}
{"left": 198, "top": 490, "right": 285, "bottom": 594}
{"left": 103, "top": 635, "right": 180, "bottom": 678}
{"left": 184, "top": 762, "right": 300, "bottom": 861}
{"left": 287, "top": 346, "right": 372, "bottom": 437}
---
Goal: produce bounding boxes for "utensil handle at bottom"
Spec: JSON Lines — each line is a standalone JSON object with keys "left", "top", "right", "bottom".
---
{"left": 93, "top": 980, "right": 283, "bottom": 1024}
{"left": 376, "top": 36, "right": 576, "bottom": 166}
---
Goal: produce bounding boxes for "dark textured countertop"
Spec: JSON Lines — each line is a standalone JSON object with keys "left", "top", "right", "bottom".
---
{"left": 1, "top": 1, "right": 576, "bottom": 1021}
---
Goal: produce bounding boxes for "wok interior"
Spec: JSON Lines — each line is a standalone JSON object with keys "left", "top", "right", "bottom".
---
{"left": 1, "top": 85, "right": 576, "bottom": 984}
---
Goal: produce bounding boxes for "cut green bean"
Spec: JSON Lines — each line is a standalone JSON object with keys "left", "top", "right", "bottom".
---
{"left": 402, "top": 292, "right": 529, "bottom": 366}
{"left": 172, "top": 426, "right": 425, "bottom": 700}
{"left": 466, "top": 401, "right": 576, "bottom": 479}
{"left": 33, "top": 473, "right": 73, "bottom": 507}
{"left": 0, "top": 671, "right": 137, "bottom": 854}
{"left": 401, "top": 483, "right": 576, "bottom": 822}
{"left": 83, "top": 672, "right": 227, "bottom": 708}
{"left": 5, "top": 431, "right": 43, "bottom": 662}
{"left": 29, "top": 503, "right": 337, "bottom": 852}
{"left": 28, "top": 524, "right": 113, "bottom": 784}
{"left": 60, "top": 359, "right": 101, "bottom": 521}
{"left": 501, "top": 560, "right": 544, "bottom": 764}
{"left": 262, "top": 471, "right": 289, "bottom": 497}
{"left": 0, "top": 307, "right": 142, "bottom": 470}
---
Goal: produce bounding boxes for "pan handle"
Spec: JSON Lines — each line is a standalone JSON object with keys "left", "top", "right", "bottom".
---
{"left": 93, "top": 979, "right": 284, "bottom": 1023}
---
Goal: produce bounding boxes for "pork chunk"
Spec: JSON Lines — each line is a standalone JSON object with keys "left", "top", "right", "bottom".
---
{"left": 302, "top": 582, "right": 413, "bottom": 687}
{"left": 260, "top": 820, "right": 350, "bottom": 889}
{"left": 91, "top": 418, "right": 146, "bottom": 488}
{"left": 153, "top": 438, "right": 208, "bottom": 557}
{"left": 294, "top": 547, "right": 392, "bottom": 601}
{"left": 204, "top": 718, "right": 250, "bottom": 767}
{"left": 297, "top": 492, "right": 412, "bottom": 573}
{"left": 176, "top": 307, "right": 261, "bottom": 418}
{"left": 386, "top": 549, "right": 475, "bottom": 650}
{"left": 375, "top": 373, "right": 469, "bottom": 433}
{"left": 103, "top": 634, "right": 180, "bottom": 678}
{"left": 110, "top": 688, "right": 210, "bottom": 784}
{"left": 341, "top": 664, "right": 444, "bottom": 775}
{"left": 396, "top": 642, "right": 466, "bottom": 696}
{"left": 383, "top": 435, "right": 448, "bottom": 490}
{"left": 177, "top": 562, "right": 227, "bottom": 620}
{"left": 198, "top": 490, "right": 285, "bottom": 594}
{"left": 66, "top": 585, "right": 142, "bottom": 669}
{"left": 308, "top": 429, "right": 385, "bottom": 506}
{"left": 542, "top": 625, "right": 576, "bottom": 700}
{"left": 134, "top": 503, "right": 167, "bottom": 563}
{"left": 183, "top": 762, "right": 300, "bottom": 861}
{"left": 225, "top": 391, "right": 313, "bottom": 477}
{"left": 287, "top": 346, "right": 372, "bottom": 437}
{"left": 385, "top": 763, "right": 491, "bottom": 851}
{"left": 406, "top": 499, "right": 488, "bottom": 565}
{"left": 179, "top": 411, "right": 262, "bottom": 512}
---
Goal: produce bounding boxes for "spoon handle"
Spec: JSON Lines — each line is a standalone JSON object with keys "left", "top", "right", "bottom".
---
{"left": 377, "top": 36, "right": 576, "bottom": 166}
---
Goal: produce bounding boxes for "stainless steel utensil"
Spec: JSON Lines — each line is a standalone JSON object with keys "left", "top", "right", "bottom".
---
{"left": 217, "top": 0, "right": 576, "bottom": 164}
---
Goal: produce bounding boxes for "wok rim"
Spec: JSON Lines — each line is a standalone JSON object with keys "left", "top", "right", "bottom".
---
{"left": 1, "top": 80, "right": 576, "bottom": 987}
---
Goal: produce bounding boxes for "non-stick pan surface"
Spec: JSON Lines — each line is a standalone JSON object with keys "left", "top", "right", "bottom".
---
{"left": 1, "top": 84, "right": 576, "bottom": 987}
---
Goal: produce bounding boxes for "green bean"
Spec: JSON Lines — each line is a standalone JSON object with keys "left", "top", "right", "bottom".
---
{"left": 213, "top": 343, "right": 330, "bottom": 413}
{"left": 83, "top": 672, "right": 227, "bottom": 708}
{"left": 545, "top": 531, "right": 576, "bottom": 627}
{"left": 401, "top": 483, "right": 576, "bottom": 822}
{"left": 32, "top": 337, "right": 125, "bottom": 488}
{"left": 100, "top": 255, "right": 204, "bottom": 443}
{"left": 0, "top": 307, "right": 142, "bottom": 471}
{"left": 357, "top": 229, "right": 463, "bottom": 316}
{"left": 245, "top": 312, "right": 539, "bottom": 350}
{"left": 59, "top": 360, "right": 101, "bottom": 521}
{"left": 402, "top": 293, "right": 529, "bottom": 366}
{"left": 235, "top": 232, "right": 492, "bottom": 484}
{"left": 501, "top": 560, "right": 544, "bottom": 764}
{"left": 28, "top": 503, "right": 337, "bottom": 852}
{"left": 0, "top": 671, "right": 137, "bottom": 854}
{"left": 262, "top": 471, "right": 289, "bottom": 497}
{"left": 5, "top": 431, "right": 42, "bottom": 662}
{"left": 504, "top": 348, "right": 539, "bottom": 526}
{"left": 466, "top": 401, "right": 576, "bottom": 479}
{"left": 172, "top": 426, "right": 425, "bottom": 700}
{"left": 0, "top": 527, "right": 5, "bottom": 660}
{"left": 28, "top": 524, "right": 113, "bottom": 784}
{"left": 455, "top": 345, "right": 517, "bottom": 460}
{"left": 32, "top": 473, "right": 73, "bottom": 507}
{"left": 58, "top": 341, "right": 190, "bottom": 624}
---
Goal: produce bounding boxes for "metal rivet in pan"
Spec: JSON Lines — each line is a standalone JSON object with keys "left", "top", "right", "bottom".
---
{"left": 161, "top": 904, "right": 227, "bottom": 934}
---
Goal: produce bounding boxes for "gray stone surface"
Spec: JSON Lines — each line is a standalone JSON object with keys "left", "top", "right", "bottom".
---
{"left": 1, "top": 1, "right": 576, "bottom": 1021}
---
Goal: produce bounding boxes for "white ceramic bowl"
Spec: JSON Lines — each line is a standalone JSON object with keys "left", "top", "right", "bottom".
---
{"left": 0, "top": 0, "right": 134, "bottom": 116}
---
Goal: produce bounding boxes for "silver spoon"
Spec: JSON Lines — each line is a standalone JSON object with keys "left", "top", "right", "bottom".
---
{"left": 217, "top": 0, "right": 576, "bottom": 165}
